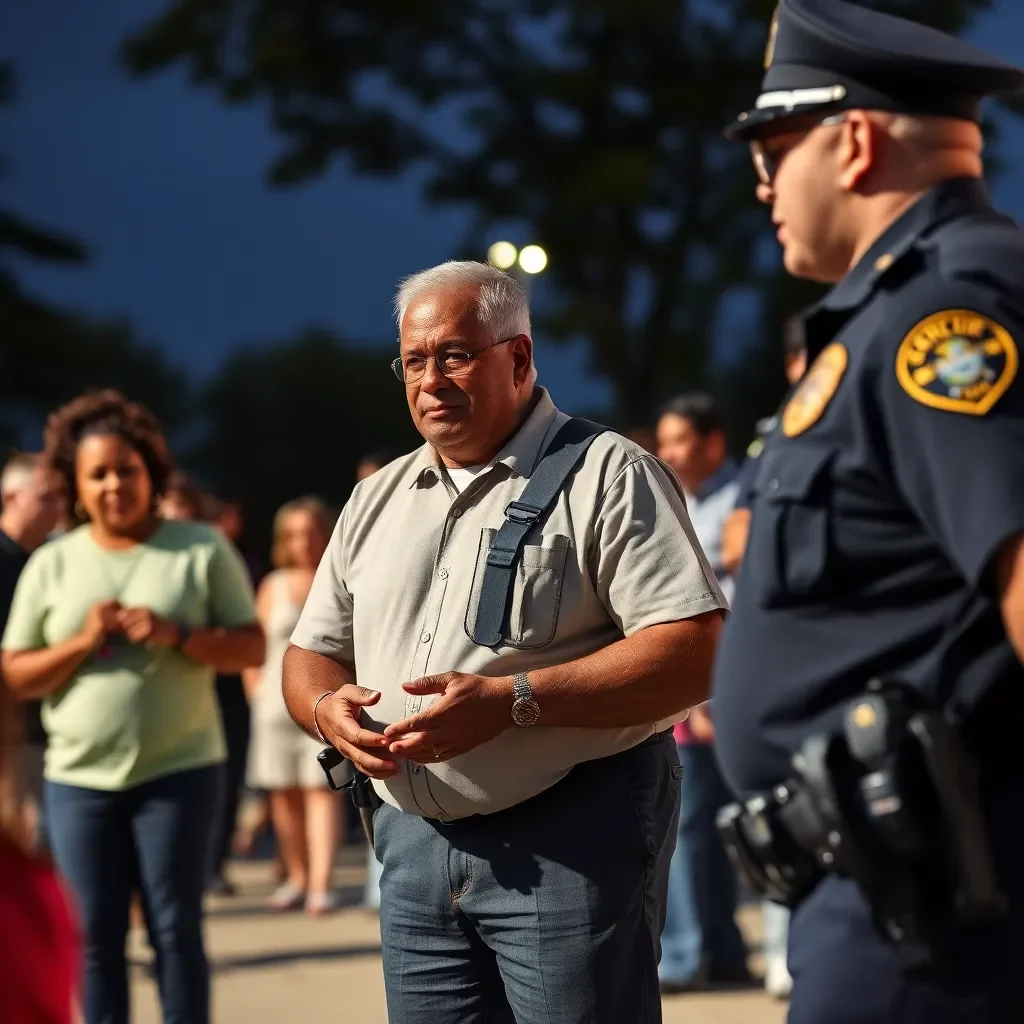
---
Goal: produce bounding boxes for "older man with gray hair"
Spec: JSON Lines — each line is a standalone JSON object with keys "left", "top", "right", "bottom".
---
{"left": 283, "top": 260, "right": 726, "bottom": 1024}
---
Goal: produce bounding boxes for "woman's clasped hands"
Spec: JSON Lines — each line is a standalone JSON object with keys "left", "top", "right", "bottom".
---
{"left": 80, "top": 600, "right": 183, "bottom": 654}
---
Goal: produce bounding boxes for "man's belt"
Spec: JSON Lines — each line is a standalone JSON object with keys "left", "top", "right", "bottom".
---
{"left": 716, "top": 679, "right": 1008, "bottom": 975}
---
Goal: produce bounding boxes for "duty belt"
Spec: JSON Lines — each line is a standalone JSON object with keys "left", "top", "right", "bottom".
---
{"left": 716, "top": 678, "right": 1008, "bottom": 974}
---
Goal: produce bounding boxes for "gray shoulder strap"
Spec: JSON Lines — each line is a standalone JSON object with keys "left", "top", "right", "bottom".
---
{"left": 470, "top": 417, "right": 607, "bottom": 647}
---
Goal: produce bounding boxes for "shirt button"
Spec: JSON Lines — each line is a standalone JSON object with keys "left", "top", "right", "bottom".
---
{"left": 438, "top": 568, "right": 448, "bottom": 580}
{"left": 769, "top": 478, "right": 780, "bottom": 492}
{"left": 421, "top": 631, "right": 431, "bottom": 643}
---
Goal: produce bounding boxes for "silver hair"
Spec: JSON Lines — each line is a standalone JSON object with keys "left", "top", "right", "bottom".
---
{"left": 394, "top": 261, "right": 531, "bottom": 336}
{"left": 0, "top": 453, "right": 41, "bottom": 502}
{"left": 394, "top": 261, "right": 537, "bottom": 382}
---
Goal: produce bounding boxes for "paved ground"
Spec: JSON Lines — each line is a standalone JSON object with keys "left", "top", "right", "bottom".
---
{"left": 129, "top": 849, "right": 787, "bottom": 1024}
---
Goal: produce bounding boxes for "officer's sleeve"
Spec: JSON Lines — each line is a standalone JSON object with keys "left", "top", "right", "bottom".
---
{"left": 731, "top": 456, "right": 759, "bottom": 511}
{"left": 289, "top": 502, "right": 355, "bottom": 666}
{"left": 878, "top": 298, "right": 1024, "bottom": 591}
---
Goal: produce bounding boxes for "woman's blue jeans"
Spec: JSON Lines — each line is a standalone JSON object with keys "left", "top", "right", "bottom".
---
{"left": 47, "top": 763, "right": 223, "bottom": 1024}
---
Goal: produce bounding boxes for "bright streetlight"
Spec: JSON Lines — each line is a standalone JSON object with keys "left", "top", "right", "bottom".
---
{"left": 518, "top": 245, "right": 548, "bottom": 275}
{"left": 487, "top": 241, "right": 549, "bottom": 275}
{"left": 487, "top": 241, "right": 519, "bottom": 270}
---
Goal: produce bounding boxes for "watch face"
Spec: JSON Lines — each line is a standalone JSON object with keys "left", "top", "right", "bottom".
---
{"left": 511, "top": 698, "right": 541, "bottom": 728}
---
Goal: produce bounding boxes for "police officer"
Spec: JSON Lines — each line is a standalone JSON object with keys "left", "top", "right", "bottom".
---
{"left": 712, "top": 1, "right": 1024, "bottom": 1021}
{"left": 721, "top": 314, "right": 807, "bottom": 580}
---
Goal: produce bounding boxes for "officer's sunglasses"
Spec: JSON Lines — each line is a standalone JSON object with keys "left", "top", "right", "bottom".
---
{"left": 392, "top": 336, "right": 517, "bottom": 385}
{"left": 751, "top": 112, "right": 848, "bottom": 187}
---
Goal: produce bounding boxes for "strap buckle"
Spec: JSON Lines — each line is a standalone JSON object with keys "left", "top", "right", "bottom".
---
{"left": 504, "top": 501, "right": 543, "bottom": 525}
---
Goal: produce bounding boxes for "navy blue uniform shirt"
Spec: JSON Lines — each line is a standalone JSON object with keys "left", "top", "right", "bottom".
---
{"left": 713, "top": 177, "right": 1024, "bottom": 797}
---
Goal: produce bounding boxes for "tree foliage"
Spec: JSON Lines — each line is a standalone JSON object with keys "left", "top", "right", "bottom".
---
{"left": 1, "top": 61, "right": 185, "bottom": 450}
{"left": 122, "top": 0, "right": 1003, "bottom": 436}
{"left": 185, "top": 327, "right": 420, "bottom": 552}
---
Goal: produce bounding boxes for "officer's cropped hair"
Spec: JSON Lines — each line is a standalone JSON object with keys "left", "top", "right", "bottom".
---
{"left": 394, "top": 261, "right": 537, "bottom": 383}
{"left": 658, "top": 393, "right": 725, "bottom": 438}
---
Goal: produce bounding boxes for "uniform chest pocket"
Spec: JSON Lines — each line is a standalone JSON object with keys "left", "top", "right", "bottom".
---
{"left": 465, "top": 528, "right": 569, "bottom": 649}
{"left": 749, "top": 446, "right": 837, "bottom": 609}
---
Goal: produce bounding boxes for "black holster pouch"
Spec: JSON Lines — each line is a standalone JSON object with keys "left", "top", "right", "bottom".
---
{"left": 716, "top": 679, "right": 1008, "bottom": 974}
{"left": 317, "top": 746, "right": 382, "bottom": 846}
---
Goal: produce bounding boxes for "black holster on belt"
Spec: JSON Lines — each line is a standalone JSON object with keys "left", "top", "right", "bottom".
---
{"left": 317, "top": 746, "right": 382, "bottom": 846}
{"left": 716, "top": 678, "right": 1008, "bottom": 974}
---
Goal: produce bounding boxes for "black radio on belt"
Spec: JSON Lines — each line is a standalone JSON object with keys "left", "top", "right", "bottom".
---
{"left": 318, "top": 746, "right": 382, "bottom": 845}
{"left": 716, "top": 679, "right": 1007, "bottom": 973}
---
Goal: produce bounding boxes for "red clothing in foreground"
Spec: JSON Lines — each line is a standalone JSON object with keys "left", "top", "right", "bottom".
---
{"left": 0, "top": 840, "right": 79, "bottom": 1024}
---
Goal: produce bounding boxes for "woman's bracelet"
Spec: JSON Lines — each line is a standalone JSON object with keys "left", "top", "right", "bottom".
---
{"left": 311, "top": 690, "right": 334, "bottom": 744}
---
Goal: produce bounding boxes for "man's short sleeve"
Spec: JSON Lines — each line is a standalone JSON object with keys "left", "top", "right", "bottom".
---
{"left": 290, "top": 504, "right": 355, "bottom": 665}
{"left": 879, "top": 296, "right": 1024, "bottom": 590}
{"left": 1, "top": 549, "right": 48, "bottom": 651}
{"left": 589, "top": 453, "right": 727, "bottom": 635}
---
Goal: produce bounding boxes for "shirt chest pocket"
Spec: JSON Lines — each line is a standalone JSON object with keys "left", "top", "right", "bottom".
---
{"left": 748, "top": 446, "right": 837, "bottom": 609}
{"left": 465, "top": 528, "right": 569, "bottom": 649}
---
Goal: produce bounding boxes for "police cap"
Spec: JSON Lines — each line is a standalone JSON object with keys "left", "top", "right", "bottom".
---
{"left": 725, "top": 0, "right": 1024, "bottom": 141}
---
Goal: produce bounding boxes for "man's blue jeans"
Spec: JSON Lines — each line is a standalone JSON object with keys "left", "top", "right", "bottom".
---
{"left": 659, "top": 742, "right": 748, "bottom": 985}
{"left": 375, "top": 731, "right": 681, "bottom": 1024}
{"left": 47, "top": 763, "right": 223, "bottom": 1024}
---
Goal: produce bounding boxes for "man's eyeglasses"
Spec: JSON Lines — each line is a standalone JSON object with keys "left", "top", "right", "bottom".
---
{"left": 750, "top": 112, "right": 847, "bottom": 187}
{"left": 391, "top": 336, "right": 517, "bottom": 384}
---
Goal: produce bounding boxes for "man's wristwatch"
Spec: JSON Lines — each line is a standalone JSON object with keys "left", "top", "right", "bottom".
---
{"left": 510, "top": 672, "right": 541, "bottom": 728}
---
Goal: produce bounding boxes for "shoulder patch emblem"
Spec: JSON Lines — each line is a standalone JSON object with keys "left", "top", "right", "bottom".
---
{"left": 781, "top": 342, "right": 848, "bottom": 438}
{"left": 895, "top": 310, "right": 1018, "bottom": 416}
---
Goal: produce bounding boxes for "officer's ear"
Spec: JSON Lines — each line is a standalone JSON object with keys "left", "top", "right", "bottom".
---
{"left": 836, "top": 110, "right": 878, "bottom": 193}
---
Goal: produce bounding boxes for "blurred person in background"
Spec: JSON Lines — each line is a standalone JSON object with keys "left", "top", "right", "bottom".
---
{"left": 1, "top": 453, "right": 63, "bottom": 852}
{"left": 201, "top": 494, "right": 261, "bottom": 897}
{"left": 655, "top": 393, "right": 750, "bottom": 993}
{"left": 0, "top": 390, "right": 264, "bottom": 1024}
{"left": 212, "top": 498, "right": 279, "bottom": 882}
{"left": 355, "top": 450, "right": 397, "bottom": 483}
{"left": 245, "top": 496, "right": 342, "bottom": 915}
{"left": 719, "top": 315, "right": 808, "bottom": 1001}
{"left": 159, "top": 472, "right": 257, "bottom": 896}
{"left": 159, "top": 471, "right": 209, "bottom": 523}
{"left": 626, "top": 425, "right": 659, "bottom": 455}
{"left": 0, "top": 683, "right": 80, "bottom": 1024}
{"left": 213, "top": 498, "right": 266, "bottom": 585}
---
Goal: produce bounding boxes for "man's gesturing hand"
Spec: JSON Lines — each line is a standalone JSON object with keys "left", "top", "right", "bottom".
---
{"left": 383, "top": 672, "right": 512, "bottom": 763}
{"left": 315, "top": 685, "right": 399, "bottom": 780}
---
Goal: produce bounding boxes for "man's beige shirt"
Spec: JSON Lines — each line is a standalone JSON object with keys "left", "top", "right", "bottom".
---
{"left": 292, "top": 388, "right": 726, "bottom": 820}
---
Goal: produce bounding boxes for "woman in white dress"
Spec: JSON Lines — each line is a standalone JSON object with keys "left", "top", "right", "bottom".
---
{"left": 245, "top": 497, "right": 343, "bottom": 914}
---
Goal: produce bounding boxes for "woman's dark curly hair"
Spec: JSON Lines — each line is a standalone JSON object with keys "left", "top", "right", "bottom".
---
{"left": 43, "top": 389, "right": 175, "bottom": 522}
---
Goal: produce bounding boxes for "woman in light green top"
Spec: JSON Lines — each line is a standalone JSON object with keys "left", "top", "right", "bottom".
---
{"left": 0, "top": 390, "right": 265, "bottom": 1024}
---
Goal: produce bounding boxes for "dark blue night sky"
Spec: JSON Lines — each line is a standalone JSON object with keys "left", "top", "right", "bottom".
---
{"left": 5, "top": 1, "right": 1024, "bottom": 416}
